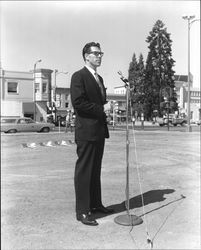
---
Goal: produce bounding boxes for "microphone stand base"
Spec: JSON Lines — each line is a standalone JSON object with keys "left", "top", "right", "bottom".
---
{"left": 114, "top": 214, "right": 143, "bottom": 226}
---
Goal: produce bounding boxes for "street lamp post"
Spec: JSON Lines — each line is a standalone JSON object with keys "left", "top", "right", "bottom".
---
{"left": 33, "top": 59, "right": 42, "bottom": 121}
{"left": 182, "top": 15, "right": 200, "bottom": 132}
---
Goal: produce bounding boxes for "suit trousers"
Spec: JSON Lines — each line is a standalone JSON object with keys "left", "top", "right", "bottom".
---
{"left": 74, "top": 138, "right": 105, "bottom": 215}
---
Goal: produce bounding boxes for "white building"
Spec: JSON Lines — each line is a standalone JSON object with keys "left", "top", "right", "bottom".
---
{"left": 114, "top": 86, "right": 126, "bottom": 95}
{"left": 0, "top": 68, "right": 53, "bottom": 122}
{"left": 174, "top": 75, "right": 200, "bottom": 121}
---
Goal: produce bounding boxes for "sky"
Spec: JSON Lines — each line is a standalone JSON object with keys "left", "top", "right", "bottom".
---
{"left": 0, "top": 0, "right": 200, "bottom": 92}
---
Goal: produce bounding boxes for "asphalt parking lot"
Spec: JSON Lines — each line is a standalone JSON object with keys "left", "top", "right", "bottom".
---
{"left": 1, "top": 129, "right": 200, "bottom": 249}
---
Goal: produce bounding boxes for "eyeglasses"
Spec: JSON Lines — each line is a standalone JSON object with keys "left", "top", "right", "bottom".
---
{"left": 89, "top": 51, "right": 104, "bottom": 57}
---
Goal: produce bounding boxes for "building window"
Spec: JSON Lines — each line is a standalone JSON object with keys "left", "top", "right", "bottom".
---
{"left": 65, "top": 94, "right": 68, "bottom": 100}
{"left": 35, "top": 83, "right": 40, "bottom": 93}
{"left": 65, "top": 102, "right": 69, "bottom": 108}
{"left": 42, "top": 82, "right": 47, "bottom": 93}
{"left": 7, "top": 82, "right": 18, "bottom": 93}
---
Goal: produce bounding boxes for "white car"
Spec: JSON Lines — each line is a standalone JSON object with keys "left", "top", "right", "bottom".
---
{"left": 1, "top": 117, "right": 55, "bottom": 133}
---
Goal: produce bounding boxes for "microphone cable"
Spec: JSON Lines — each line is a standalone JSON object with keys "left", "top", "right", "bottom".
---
{"left": 129, "top": 102, "right": 153, "bottom": 249}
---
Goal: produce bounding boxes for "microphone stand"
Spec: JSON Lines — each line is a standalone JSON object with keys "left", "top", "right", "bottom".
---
{"left": 114, "top": 72, "right": 143, "bottom": 226}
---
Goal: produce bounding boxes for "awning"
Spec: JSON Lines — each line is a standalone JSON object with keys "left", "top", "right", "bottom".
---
{"left": 23, "top": 102, "right": 35, "bottom": 113}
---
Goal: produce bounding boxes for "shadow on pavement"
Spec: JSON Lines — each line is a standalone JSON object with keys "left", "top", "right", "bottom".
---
{"left": 92, "top": 189, "right": 175, "bottom": 220}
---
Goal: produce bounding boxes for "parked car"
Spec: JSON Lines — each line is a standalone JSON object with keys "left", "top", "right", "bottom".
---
{"left": 0, "top": 117, "right": 55, "bottom": 133}
{"left": 157, "top": 114, "right": 187, "bottom": 127}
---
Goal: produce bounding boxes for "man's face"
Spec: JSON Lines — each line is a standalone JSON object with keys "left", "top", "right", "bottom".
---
{"left": 85, "top": 46, "right": 104, "bottom": 69}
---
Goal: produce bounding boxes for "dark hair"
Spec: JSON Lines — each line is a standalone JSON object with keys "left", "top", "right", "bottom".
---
{"left": 82, "top": 42, "right": 101, "bottom": 61}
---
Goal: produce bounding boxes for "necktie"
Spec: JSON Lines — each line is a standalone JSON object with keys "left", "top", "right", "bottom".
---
{"left": 94, "top": 72, "right": 105, "bottom": 102}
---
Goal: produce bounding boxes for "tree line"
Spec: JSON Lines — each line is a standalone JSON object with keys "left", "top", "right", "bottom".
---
{"left": 128, "top": 20, "right": 178, "bottom": 120}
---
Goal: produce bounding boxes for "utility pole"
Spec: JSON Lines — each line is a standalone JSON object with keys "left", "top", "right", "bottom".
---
{"left": 182, "top": 15, "right": 200, "bottom": 132}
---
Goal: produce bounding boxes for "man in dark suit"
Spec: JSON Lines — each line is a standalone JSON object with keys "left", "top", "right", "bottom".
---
{"left": 70, "top": 42, "right": 113, "bottom": 226}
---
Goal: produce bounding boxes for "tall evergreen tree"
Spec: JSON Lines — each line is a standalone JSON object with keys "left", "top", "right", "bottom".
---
{"left": 128, "top": 53, "right": 146, "bottom": 118}
{"left": 137, "top": 53, "right": 145, "bottom": 96}
{"left": 144, "top": 20, "right": 177, "bottom": 119}
{"left": 128, "top": 53, "right": 138, "bottom": 88}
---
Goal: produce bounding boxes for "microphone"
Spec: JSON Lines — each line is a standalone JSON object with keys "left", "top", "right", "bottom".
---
{"left": 117, "top": 71, "right": 129, "bottom": 84}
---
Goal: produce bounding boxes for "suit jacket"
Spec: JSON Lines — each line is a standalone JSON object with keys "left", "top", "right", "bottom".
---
{"left": 70, "top": 67, "right": 109, "bottom": 141}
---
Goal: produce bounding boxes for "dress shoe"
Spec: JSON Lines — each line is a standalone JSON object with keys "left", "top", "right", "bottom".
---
{"left": 76, "top": 213, "right": 98, "bottom": 226}
{"left": 91, "top": 206, "right": 114, "bottom": 214}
